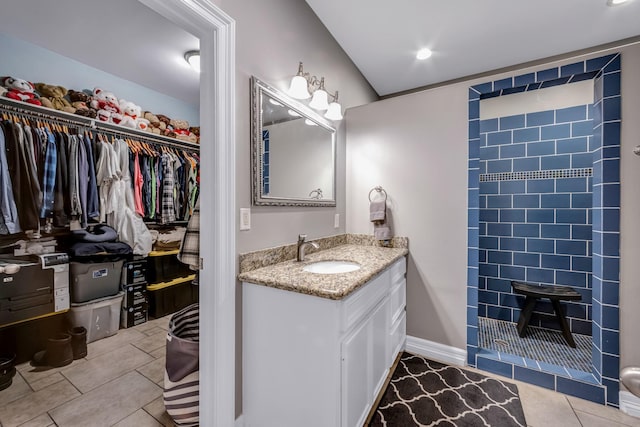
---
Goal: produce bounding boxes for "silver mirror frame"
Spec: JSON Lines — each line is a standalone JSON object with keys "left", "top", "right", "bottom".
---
{"left": 250, "top": 76, "right": 337, "bottom": 207}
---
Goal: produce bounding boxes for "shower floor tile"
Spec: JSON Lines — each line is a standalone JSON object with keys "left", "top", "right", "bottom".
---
{"left": 478, "top": 317, "right": 592, "bottom": 373}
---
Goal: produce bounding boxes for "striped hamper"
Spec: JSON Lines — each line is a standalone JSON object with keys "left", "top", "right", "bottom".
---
{"left": 164, "top": 303, "right": 199, "bottom": 426}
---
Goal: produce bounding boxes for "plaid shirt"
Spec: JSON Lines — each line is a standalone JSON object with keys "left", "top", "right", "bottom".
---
{"left": 40, "top": 129, "right": 57, "bottom": 218}
{"left": 178, "top": 198, "right": 200, "bottom": 270}
{"left": 161, "top": 153, "right": 176, "bottom": 224}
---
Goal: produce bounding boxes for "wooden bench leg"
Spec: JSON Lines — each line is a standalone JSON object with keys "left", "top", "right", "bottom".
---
{"left": 551, "top": 300, "right": 576, "bottom": 348}
{"left": 517, "top": 296, "right": 537, "bottom": 338}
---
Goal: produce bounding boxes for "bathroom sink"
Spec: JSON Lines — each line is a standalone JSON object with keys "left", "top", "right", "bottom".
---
{"left": 303, "top": 261, "right": 361, "bottom": 274}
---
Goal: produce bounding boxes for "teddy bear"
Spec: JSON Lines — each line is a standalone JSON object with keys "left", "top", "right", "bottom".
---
{"left": 156, "top": 114, "right": 172, "bottom": 133}
{"left": 68, "top": 90, "right": 97, "bottom": 118}
{"left": 169, "top": 119, "right": 198, "bottom": 143}
{"left": 90, "top": 88, "right": 122, "bottom": 124}
{"left": 118, "top": 99, "right": 150, "bottom": 131}
{"left": 1, "top": 76, "right": 42, "bottom": 106}
{"left": 189, "top": 126, "right": 200, "bottom": 143}
{"left": 143, "top": 111, "right": 166, "bottom": 135}
{"left": 35, "top": 83, "right": 76, "bottom": 114}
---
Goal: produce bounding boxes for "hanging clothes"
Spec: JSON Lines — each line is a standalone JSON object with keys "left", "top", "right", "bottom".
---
{"left": 104, "top": 138, "right": 152, "bottom": 255}
{"left": 39, "top": 129, "right": 57, "bottom": 219}
{"left": 0, "top": 123, "right": 20, "bottom": 234}
{"left": 2, "top": 120, "right": 40, "bottom": 231}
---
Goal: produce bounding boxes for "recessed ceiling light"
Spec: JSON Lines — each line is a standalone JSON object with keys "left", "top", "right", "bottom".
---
{"left": 416, "top": 48, "right": 432, "bottom": 60}
{"left": 607, "top": 0, "right": 630, "bottom": 5}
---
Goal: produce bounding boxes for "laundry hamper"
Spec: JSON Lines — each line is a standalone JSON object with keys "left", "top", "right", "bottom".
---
{"left": 164, "top": 303, "right": 199, "bottom": 426}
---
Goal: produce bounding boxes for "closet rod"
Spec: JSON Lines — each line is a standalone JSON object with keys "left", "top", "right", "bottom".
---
{"left": 0, "top": 97, "right": 200, "bottom": 151}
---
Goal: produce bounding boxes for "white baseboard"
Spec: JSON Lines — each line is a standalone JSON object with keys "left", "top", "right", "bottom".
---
{"left": 235, "top": 414, "right": 244, "bottom": 427}
{"left": 620, "top": 391, "right": 640, "bottom": 418}
{"left": 405, "top": 335, "right": 466, "bottom": 367}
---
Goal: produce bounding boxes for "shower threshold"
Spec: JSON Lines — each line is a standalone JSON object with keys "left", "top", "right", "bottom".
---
{"left": 478, "top": 317, "right": 592, "bottom": 373}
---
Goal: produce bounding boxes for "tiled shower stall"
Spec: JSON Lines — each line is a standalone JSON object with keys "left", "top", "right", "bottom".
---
{"left": 467, "top": 53, "right": 621, "bottom": 406}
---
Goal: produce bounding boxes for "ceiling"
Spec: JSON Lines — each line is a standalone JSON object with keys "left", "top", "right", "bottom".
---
{"left": 1, "top": 1, "right": 639, "bottom": 105}
{"left": 0, "top": 0, "right": 200, "bottom": 106}
{"left": 305, "top": 0, "right": 640, "bottom": 96}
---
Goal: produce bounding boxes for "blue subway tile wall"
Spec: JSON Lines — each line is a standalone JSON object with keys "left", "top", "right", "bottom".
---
{"left": 468, "top": 54, "right": 621, "bottom": 406}
{"left": 478, "top": 104, "right": 593, "bottom": 335}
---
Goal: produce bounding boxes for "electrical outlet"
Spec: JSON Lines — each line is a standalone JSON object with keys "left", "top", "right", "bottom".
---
{"left": 240, "top": 208, "right": 251, "bottom": 231}
{"left": 334, "top": 213, "right": 340, "bottom": 228}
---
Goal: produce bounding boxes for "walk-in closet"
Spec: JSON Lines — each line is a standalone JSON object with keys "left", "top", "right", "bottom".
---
{"left": 0, "top": 1, "right": 224, "bottom": 425}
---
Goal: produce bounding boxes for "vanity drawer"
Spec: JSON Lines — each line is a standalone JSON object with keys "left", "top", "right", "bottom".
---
{"left": 388, "top": 311, "right": 406, "bottom": 364}
{"left": 340, "top": 270, "right": 389, "bottom": 332}
{"left": 389, "top": 258, "right": 406, "bottom": 286}
{"left": 389, "top": 280, "right": 406, "bottom": 324}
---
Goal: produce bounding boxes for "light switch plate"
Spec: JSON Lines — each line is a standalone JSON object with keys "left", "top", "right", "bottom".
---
{"left": 334, "top": 213, "right": 340, "bottom": 228}
{"left": 240, "top": 208, "right": 251, "bottom": 231}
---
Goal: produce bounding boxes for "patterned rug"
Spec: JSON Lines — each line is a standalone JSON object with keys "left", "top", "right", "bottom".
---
{"left": 369, "top": 352, "right": 527, "bottom": 426}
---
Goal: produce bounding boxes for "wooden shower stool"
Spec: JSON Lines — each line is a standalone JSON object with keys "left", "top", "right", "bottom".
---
{"left": 510, "top": 281, "right": 582, "bottom": 348}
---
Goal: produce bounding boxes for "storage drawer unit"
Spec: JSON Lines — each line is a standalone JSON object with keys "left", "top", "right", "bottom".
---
{"left": 121, "top": 303, "right": 149, "bottom": 328}
{"left": 122, "top": 260, "right": 147, "bottom": 285}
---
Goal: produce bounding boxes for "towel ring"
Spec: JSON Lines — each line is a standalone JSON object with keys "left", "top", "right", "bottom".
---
{"left": 308, "top": 188, "right": 323, "bottom": 199}
{"left": 368, "top": 186, "right": 387, "bottom": 202}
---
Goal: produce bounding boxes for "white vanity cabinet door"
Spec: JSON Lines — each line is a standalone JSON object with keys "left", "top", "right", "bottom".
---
{"left": 341, "top": 305, "right": 372, "bottom": 427}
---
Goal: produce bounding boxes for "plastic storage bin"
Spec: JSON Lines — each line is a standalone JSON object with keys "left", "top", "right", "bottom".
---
{"left": 70, "top": 260, "right": 124, "bottom": 303}
{"left": 147, "top": 275, "right": 197, "bottom": 318}
{"left": 68, "top": 292, "right": 124, "bottom": 343}
{"left": 146, "top": 250, "right": 193, "bottom": 284}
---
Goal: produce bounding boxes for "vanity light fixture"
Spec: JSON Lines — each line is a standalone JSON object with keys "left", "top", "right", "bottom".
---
{"left": 184, "top": 50, "right": 200, "bottom": 72}
{"left": 287, "top": 62, "right": 343, "bottom": 120}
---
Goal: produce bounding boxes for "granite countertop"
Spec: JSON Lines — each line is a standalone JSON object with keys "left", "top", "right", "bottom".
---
{"left": 237, "top": 244, "right": 408, "bottom": 300}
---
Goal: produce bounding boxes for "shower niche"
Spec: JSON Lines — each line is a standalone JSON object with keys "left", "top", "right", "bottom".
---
{"left": 467, "top": 53, "right": 621, "bottom": 407}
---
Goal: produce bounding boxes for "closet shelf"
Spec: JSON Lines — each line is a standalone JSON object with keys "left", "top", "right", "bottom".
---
{"left": 0, "top": 97, "right": 200, "bottom": 151}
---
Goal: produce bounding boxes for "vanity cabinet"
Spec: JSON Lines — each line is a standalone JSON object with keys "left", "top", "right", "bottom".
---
{"left": 242, "top": 257, "right": 407, "bottom": 427}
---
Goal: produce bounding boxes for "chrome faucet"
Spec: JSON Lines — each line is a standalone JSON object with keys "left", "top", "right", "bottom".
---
{"left": 297, "top": 234, "right": 319, "bottom": 262}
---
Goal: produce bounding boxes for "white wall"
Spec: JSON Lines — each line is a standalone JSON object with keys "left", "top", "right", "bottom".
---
{"left": 213, "top": 0, "right": 377, "bottom": 416}
{"left": 346, "top": 41, "right": 640, "bottom": 371}
{"left": 0, "top": 32, "right": 199, "bottom": 124}
{"left": 218, "top": 0, "right": 377, "bottom": 255}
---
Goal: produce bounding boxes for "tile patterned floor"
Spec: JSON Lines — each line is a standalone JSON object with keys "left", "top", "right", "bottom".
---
{"left": 0, "top": 315, "right": 176, "bottom": 427}
{"left": 2, "top": 313, "right": 638, "bottom": 427}
{"left": 479, "top": 316, "right": 592, "bottom": 372}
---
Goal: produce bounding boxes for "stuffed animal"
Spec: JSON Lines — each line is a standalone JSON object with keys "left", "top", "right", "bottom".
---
{"left": 68, "top": 90, "right": 97, "bottom": 118}
{"left": 189, "top": 126, "right": 200, "bottom": 143}
{"left": 1, "top": 76, "right": 42, "bottom": 106}
{"left": 35, "top": 83, "right": 76, "bottom": 113}
{"left": 118, "top": 99, "right": 150, "bottom": 131}
{"left": 170, "top": 119, "right": 198, "bottom": 143}
{"left": 157, "top": 114, "right": 172, "bottom": 135}
{"left": 143, "top": 111, "right": 166, "bottom": 134}
{"left": 90, "top": 88, "right": 122, "bottom": 124}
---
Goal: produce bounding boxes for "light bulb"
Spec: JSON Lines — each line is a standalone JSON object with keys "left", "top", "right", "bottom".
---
{"left": 304, "top": 119, "right": 318, "bottom": 126}
{"left": 324, "top": 102, "right": 343, "bottom": 121}
{"left": 288, "top": 75, "right": 311, "bottom": 99}
{"left": 287, "top": 109, "right": 301, "bottom": 117}
{"left": 416, "top": 48, "right": 432, "bottom": 60}
{"left": 309, "top": 89, "right": 329, "bottom": 110}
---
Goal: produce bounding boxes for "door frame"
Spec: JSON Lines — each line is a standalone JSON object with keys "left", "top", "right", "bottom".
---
{"left": 139, "top": 0, "right": 236, "bottom": 424}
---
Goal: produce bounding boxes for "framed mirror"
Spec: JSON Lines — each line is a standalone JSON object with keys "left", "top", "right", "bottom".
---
{"left": 251, "top": 76, "right": 336, "bottom": 206}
